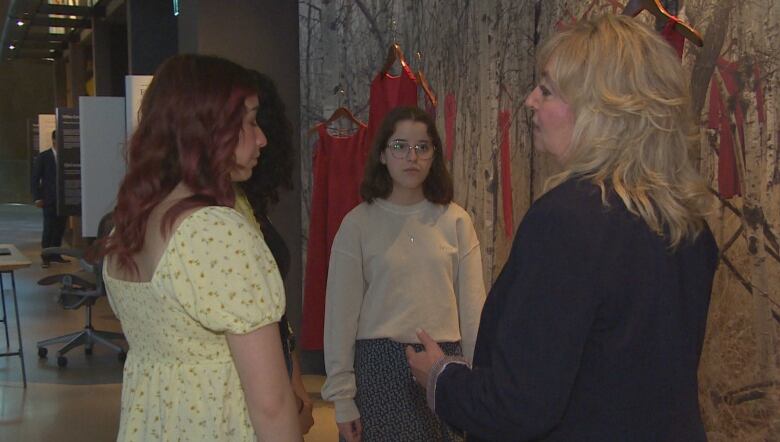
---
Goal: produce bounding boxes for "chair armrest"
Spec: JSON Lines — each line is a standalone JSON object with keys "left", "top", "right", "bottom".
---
{"left": 61, "top": 288, "right": 102, "bottom": 297}
{"left": 60, "top": 289, "right": 104, "bottom": 309}
{"left": 38, "top": 274, "right": 71, "bottom": 286}
{"left": 37, "top": 272, "right": 97, "bottom": 290}
{"left": 79, "top": 259, "right": 95, "bottom": 274}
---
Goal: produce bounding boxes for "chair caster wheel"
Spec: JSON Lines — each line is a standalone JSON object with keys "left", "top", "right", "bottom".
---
{"left": 85, "top": 346, "right": 93, "bottom": 355}
{"left": 38, "top": 347, "right": 48, "bottom": 358}
{"left": 57, "top": 356, "right": 68, "bottom": 367}
{"left": 118, "top": 351, "right": 126, "bottom": 362}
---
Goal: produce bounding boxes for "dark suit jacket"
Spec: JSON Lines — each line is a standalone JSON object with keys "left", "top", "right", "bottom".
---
{"left": 435, "top": 178, "right": 718, "bottom": 441}
{"left": 31, "top": 148, "right": 58, "bottom": 210}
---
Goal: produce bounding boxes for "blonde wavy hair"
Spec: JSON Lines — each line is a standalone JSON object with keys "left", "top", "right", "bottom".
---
{"left": 540, "top": 14, "right": 712, "bottom": 248}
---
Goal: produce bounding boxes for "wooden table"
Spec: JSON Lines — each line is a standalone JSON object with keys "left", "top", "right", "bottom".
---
{"left": 0, "top": 244, "right": 31, "bottom": 387}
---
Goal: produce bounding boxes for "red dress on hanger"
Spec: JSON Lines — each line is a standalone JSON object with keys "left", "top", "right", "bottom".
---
{"left": 300, "top": 124, "right": 367, "bottom": 350}
{"left": 365, "top": 63, "right": 418, "bottom": 155}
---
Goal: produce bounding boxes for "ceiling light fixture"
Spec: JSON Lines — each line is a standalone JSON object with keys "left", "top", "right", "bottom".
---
{"left": 9, "top": 44, "right": 16, "bottom": 50}
{"left": 16, "top": 20, "right": 25, "bottom": 27}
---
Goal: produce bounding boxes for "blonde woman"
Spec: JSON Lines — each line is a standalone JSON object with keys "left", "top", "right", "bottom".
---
{"left": 407, "top": 14, "right": 718, "bottom": 441}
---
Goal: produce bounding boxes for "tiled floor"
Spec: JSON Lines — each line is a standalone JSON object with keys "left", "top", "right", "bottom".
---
{"left": 0, "top": 203, "right": 338, "bottom": 441}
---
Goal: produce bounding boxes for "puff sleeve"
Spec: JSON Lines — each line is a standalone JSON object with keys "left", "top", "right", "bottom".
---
{"left": 167, "top": 206, "right": 285, "bottom": 334}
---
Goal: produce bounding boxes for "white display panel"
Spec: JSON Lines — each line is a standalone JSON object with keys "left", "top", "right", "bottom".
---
{"left": 125, "top": 75, "right": 154, "bottom": 138}
{"left": 79, "top": 97, "right": 127, "bottom": 237}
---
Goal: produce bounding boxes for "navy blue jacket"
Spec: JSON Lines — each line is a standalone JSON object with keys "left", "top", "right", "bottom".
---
{"left": 31, "top": 149, "right": 58, "bottom": 210}
{"left": 435, "top": 178, "right": 718, "bottom": 441}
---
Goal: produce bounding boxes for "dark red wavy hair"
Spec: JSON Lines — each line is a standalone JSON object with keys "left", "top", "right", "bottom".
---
{"left": 102, "top": 54, "right": 257, "bottom": 273}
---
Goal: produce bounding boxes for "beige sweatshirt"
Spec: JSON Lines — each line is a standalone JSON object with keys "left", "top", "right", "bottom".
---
{"left": 321, "top": 198, "right": 486, "bottom": 423}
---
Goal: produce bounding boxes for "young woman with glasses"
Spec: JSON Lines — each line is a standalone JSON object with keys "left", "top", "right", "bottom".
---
{"left": 322, "top": 106, "right": 486, "bottom": 441}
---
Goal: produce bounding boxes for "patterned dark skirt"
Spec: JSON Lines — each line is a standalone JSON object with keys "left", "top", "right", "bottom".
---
{"left": 346, "top": 338, "right": 464, "bottom": 442}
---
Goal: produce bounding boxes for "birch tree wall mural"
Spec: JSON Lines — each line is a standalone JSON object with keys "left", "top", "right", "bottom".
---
{"left": 298, "top": 1, "right": 779, "bottom": 438}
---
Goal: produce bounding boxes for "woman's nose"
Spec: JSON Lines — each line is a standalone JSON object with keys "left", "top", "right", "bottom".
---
{"left": 524, "top": 86, "right": 539, "bottom": 109}
{"left": 256, "top": 127, "right": 268, "bottom": 148}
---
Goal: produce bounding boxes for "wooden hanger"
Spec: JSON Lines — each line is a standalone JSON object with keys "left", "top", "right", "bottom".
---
{"left": 417, "top": 70, "right": 437, "bottom": 108}
{"left": 622, "top": 0, "right": 704, "bottom": 47}
{"left": 381, "top": 43, "right": 409, "bottom": 75}
{"left": 415, "top": 51, "right": 437, "bottom": 108}
{"left": 307, "top": 106, "right": 366, "bottom": 138}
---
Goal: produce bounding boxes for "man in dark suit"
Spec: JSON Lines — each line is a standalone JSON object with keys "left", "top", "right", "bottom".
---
{"left": 31, "top": 130, "right": 68, "bottom": 268}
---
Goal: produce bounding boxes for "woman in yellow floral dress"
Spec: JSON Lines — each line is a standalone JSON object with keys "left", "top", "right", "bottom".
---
{"left": 101, "top": 54, "right": 302, "bottom": 441}
{"left": 235, "top": 70, "right": 315, "bottom": 435}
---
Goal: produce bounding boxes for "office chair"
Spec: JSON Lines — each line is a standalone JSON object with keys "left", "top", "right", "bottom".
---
{"left": 36, "top": 212, "right": 126, "bottom": 368}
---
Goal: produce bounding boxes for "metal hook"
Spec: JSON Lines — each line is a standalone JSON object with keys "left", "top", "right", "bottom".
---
{"left": 332, "top": 84, "right": 346, "bottom": 108}
{"left": 390, "top": 18, "right": 398, "bottom": 44}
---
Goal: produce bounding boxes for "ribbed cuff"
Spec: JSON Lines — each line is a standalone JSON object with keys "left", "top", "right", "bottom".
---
{"left": 426, "top": 356, "right": 469, "bottom": 412}
{"left": 333, "top": 398, "right": 361, "bottom": 423}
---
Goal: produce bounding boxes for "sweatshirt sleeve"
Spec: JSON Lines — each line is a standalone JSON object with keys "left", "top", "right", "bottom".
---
{"left": 455, "top": 215, "right": 486, "bottom": 362}
{"left": 321, "top": 216, "right": 365, "bottom": 423}
{"left": 434, "top": 203, "right": 603, "bottom": 440}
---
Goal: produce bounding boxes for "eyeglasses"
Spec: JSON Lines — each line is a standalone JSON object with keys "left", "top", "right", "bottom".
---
{"left": 386, "top": 140, "right": 435, "bottom": 160}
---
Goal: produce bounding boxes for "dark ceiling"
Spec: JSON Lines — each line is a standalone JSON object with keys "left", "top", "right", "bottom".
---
{"left": 0, "top": 0, "right": 100, "bottom": 62}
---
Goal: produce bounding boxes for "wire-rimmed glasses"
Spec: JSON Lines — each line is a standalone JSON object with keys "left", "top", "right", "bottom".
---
{"left": 386, "top": 140, "right": 435, "bottom": 159}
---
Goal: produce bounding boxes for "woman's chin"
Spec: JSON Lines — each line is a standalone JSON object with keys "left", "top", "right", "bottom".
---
{"left": 230, "top": 171, "right": 252, "bottom": 182}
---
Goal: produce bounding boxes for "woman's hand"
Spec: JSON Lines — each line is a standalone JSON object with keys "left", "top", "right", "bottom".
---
{"left": 405, "top": 328, "right": 445, "bottom": 389}
{"left": 297, "top": 396, "right": 314, "bottom": 434}
{"left": 290, "top": 350, "right": 314, "bottom": 434}
{"left": 337, "top": 418, "right": 363, "bottom": 442}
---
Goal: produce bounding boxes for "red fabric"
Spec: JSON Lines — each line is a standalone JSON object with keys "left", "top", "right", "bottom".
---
{"left": 444, "top": 94, "right": 457, "bottom": 162}
{"left": 366, "top": 63, "right": 418, "bottom": 155}
{"left": 707, "top": 79, "right": 720, "bottom": 130}
{"left": 710, "top": 59, "right": 767, "bottom": 197}
{"left": 708, "top": 79, "right": 740, "bottom": 198}
{"left": 660, "top": 18, "right": 685, "bottom": 59}
{"left": 498, "top": 109, "right": 514, "bottom": 238}
{"left": 299, "top": 125, "right": 367, "bottom": 350}
{"left": 717, "top": 60, "right": 746, "bottom": 151}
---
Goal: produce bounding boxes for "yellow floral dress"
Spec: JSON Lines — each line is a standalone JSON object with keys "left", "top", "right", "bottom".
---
{"left": 103, "top": 206, "right": 285, "bottom": 441}
{"left": 233, "top": 187, "right": 261, "bottom": 231}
